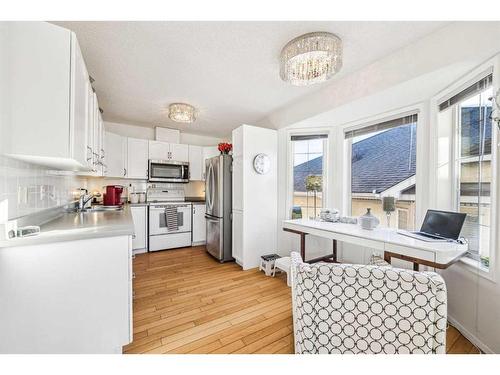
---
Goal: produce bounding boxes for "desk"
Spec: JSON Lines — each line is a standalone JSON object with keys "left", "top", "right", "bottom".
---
{"left": 283, "top": 219, "right": 468, "bottom": 270}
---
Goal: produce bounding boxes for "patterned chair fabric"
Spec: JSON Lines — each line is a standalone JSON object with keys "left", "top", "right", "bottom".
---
{"left": 290, "top": 252, "right": 447, "bottom": 354}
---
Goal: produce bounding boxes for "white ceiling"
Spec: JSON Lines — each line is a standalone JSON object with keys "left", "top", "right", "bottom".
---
{"left": 54, "top": 21, "right": 449, "bottom": 137}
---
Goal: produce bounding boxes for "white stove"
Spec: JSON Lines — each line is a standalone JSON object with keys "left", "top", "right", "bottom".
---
{"left": 146, "top": 186, "right": 185, "bottom": 203}
{"left": 146, "top": 186, "right": 192, "bottom": 252}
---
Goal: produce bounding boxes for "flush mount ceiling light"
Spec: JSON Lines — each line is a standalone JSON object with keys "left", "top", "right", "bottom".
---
{"left": 280, "top": 32, "right": 342, "bottom": 86}
{"left": 168, "top": 103, "right": 196, "bottom": 123}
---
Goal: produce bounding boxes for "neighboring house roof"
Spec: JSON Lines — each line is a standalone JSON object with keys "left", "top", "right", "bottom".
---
{"left": 293, "top": 106, "right": 491, "bottom": 194}
{"left": 293, "top": 155, "right": 323, "bottom": 192}
{"left": 351, "top": 124, "right": 416, "bottom": 194}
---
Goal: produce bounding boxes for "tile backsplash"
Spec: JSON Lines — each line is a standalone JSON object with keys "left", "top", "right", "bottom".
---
{"left": 0, "top": 156, "right": 87, "bottom": 220}
{"left": 0, "top": 154, "right": 206, "bottom": 221}
{"left": 86, "top": 178, "right": 205, "bottom": 202}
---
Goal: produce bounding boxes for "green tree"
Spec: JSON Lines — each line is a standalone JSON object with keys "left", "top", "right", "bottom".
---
{"left": 306, "top": 175, "right": 322, "bottom": 218}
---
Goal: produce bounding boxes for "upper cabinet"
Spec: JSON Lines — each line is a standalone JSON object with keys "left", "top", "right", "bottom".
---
{"left": 127, "top": 138, "right": 149, "bottom": 179}
{"left": 104, "top": 131, "right": 127, "bottom": 178}
{"left": 148, "top": 140, "right": 188, "bottom": 162}
{"left": 1, "top": 22, "right": 101, "bottom": 171}
{"left": 188, "top": 145, "right": 203, "bottom": 181}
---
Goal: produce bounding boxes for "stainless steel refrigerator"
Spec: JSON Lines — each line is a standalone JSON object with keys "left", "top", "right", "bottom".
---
{"left": 205, "top": 154, "right": 233, "bottom": 262}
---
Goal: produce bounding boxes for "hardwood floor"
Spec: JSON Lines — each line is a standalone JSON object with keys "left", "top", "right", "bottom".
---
{"left": 123, "top": 246, "right": 479, "bottom": 354}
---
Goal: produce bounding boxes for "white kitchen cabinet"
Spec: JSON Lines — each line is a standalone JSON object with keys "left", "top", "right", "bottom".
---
{"left": 192, "top": 203, "right": 206, "bottom": 245}
{"left": 0, "top": 235, "right": 132, "bottom": 353}
{"left": 232, "top": 210, "right": 244, "bottom": 264}
{"left": 188, "top": 145, "right": 203, "bottom": 181}
{"left": 2, "top": 22, "right": 96, "bottom": 171}
{"left": 131, "top": 206, "right": 147, "bottom": 253}
{"left": 148, "top": 140, "right": 188, "bottom": 162}
{"left": 231, "top": 125, "right": 277, "bottom": 270}
{"left": 148, "top": 140, "right": 169, "bottom": 160}
{"left": 170, "top": 143, "right": 189, "bottom": 162}
{"left": 127, "top": 138, "right": 149, "bottom": 179}
{"left": 105, "top": 131, "right": 127, "bottom": 178}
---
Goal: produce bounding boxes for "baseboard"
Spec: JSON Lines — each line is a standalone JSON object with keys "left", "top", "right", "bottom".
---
{"left": 132, "top": 248, "right": 148, "bottom": 255}
{"left": 192, "top": 241, "right": 206, "bottom": 246}
{"left": 447, "top": 315, "right": 495, "bottom": 354}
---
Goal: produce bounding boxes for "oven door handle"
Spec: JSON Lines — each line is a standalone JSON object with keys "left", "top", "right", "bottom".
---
{"left": 205, "top": 215, "right": 219, "bottom": 221}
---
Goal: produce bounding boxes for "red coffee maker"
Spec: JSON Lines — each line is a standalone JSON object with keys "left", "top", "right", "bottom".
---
{"left": 103, "top": 185, "right": 124, "bottom": 206}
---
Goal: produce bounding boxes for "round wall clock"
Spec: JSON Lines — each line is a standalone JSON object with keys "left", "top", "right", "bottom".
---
{"left": 253, "top": 153, "right": 271, "bottom": 174}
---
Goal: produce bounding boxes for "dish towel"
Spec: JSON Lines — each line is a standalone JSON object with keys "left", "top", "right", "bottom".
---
{"left": 165, "top": 206, "right": 179, "bottom": 231}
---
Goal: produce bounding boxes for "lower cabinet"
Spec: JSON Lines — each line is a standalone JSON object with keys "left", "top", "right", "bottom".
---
{"left": 192, "top": 203, "right": 206, "bottom": 245}
{"left": 0, "top": 235, "right": 133, "bottom": 353}
{"left": 130, "top": 206, "right": 147, "bottom": 253}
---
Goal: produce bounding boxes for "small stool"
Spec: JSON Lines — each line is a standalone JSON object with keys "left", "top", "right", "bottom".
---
{"left": 273, "top": 256, "right": 292, "bottom": 286}
{"left": 259, "top": 254, "right": 281, "bottom": 276}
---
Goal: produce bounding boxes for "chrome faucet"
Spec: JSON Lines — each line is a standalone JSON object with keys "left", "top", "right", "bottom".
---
{"left": 78, "top": 188, "right": 94, "bottom": 211}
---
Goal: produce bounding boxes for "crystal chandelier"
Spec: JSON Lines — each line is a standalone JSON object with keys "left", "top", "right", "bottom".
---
{"left": 280, "top": 32, "right": 342, "bottom": 86}
{"left": 168, "top": 103, "right": 196, "bottom": 123}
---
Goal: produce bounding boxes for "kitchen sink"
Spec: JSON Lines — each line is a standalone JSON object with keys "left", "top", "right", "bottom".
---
{"left": 85, "top": 205, "right": 123, "bottom": 212}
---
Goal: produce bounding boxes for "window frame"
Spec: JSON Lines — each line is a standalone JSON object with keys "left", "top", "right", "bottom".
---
{"left": 341, "top": 106, "right": 426, "bottom": 231}
{"left": 286, "top": 129, "right": 330, "bottom": 220}
{"left": 430, "top": 60, "right": 499, "bottom": 282}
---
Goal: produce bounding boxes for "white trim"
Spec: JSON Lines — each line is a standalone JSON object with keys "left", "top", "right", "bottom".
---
{"left": 447, "top": 315, "right": 494, "bottom": 354}
{"left": 286, "top": 128, "right": 331, "bottom": 219}
{"left": 430, "top": 55, "right": 499, "bottom": 283}
{"left": 341, "top": 103, "right": 427, "bottom": 229}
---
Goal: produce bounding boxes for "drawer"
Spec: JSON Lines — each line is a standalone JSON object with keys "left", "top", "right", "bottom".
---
{"left": 149, "top": 232, "right": 192, "bottom": 251}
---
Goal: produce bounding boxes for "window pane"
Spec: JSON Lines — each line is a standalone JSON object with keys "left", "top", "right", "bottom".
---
{"left": 292, "top": 138, "right": 325, "bottom": 219}
{"left": 293, "top": 140, "right": 308, "bottom": 154}
{"left": 351, "top": 122, "right": 417, "bottom": 229}
{"left": 457, "top": 86, "right": 492, "bottom": 267}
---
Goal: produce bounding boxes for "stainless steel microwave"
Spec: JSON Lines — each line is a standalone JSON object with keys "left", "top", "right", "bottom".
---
{"left": 148, "top": 160, "right": 189, "bottom": 183}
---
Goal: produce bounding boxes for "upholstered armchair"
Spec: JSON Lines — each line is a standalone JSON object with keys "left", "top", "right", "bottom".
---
{"left": 290, "top": 252, "right": 447, "bottom": 354}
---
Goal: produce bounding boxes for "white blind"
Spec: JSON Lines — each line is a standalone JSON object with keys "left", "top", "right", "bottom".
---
{"left": 344, "top": 114, "right": 418, "bottom": 139}
{"left": 438, "top": 73, "right": 493, "bottom": 112}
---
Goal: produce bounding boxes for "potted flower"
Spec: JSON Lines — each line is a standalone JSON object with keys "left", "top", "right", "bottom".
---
{"left": 218, "top": 142, "right": 232, "bottom": 155}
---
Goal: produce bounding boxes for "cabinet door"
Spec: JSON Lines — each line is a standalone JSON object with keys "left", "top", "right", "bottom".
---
{"left": 5, "top": 22, "right": 72, "bottom": 161}
{"left": 192, "top": 204, "right": 206, "bottom": 244}
{"left": 131, "top": 206, "right": 147, "bottom": 251}
{"left": 97, "top": 112, "right": 104, "bottom": 176}
{"left": 127, "top": 138, "right": 149, "bottom": 179}
{"left": 71, "top": 35, "right": 90, "bottom": 168}
{"left": 188, "top": 145, "right": 203, "bottom": 181}
{"left": 170, "top": 143, "right": 189, "bottom": 162}
{"left": 148, "top": 140, "right": 169, "bottom": 160}
{"left": 85, "top": 84, "right": 95, "bottom": 170}
{"left": 232, "top": 155, "right": 244, "bottom": 211}
{"left": 232, "top": 210, "right": 243, "bottom": 263}
{"left": 105, "top": 132, "right": 126, "bottom": 178}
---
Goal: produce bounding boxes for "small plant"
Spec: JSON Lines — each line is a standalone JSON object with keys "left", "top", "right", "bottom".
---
{"left": 306, "top": 175, "right": 322, "bottom": 218}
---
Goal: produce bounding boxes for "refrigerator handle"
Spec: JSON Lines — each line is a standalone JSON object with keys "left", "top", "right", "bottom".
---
{"left": 205, "top": 214, "right": 219, "bottom": 221}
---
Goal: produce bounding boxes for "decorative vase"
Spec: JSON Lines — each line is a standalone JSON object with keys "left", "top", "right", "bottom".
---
{"left": 359, "top": 208, "right": 380, "bottom": 230}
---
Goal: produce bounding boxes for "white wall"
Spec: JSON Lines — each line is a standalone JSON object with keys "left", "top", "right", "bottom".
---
{"left": 275, "top": 22, "right": 500, "bottom": 353}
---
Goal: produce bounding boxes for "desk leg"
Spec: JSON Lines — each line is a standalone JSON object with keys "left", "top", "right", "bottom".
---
{"left": 332, "top": 240, "right": 338, "bottom": 263}
{"left": 413, "top": 263, "right": 419, "bottom": 271}
{"left": 300, "top": 233, "right": 306, "bottom": 261}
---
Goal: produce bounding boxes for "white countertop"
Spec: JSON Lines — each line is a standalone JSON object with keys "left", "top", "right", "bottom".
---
{"left": 283, "top": 218, "right": 468, "bottom": 264}
{"left": 0, "top": 206, "right": 135, "bottom": 249}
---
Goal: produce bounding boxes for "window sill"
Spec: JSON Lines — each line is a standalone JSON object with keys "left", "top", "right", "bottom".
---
{"left": 458, "top": 256, "right": 496, "bottom": 283}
